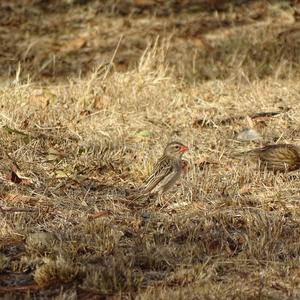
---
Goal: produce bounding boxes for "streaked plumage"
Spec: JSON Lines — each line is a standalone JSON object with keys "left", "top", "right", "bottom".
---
{"left": 238, "top": 144, "right": 300, "bottom": 172}
{"left": 141, "top": 141, "right": 188, "bottom": 196}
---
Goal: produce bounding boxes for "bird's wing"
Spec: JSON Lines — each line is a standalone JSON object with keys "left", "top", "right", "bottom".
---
{"left": 151, "top": 168, "right": 180, "bottom": 194}
{"left": 260, "top": 145, "right": 300, "bottom": 171}
{"left": 235, "top": 145, "right": 284, "bottom": 158}
{"left": 142, "top": 157, "right": 174, "bottom": 194}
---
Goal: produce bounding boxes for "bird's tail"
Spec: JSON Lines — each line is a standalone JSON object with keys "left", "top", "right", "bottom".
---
{"left": 126, "top": 186, "right": 148, "bottom": 201}
{"left": 231, "top": 149, "right": 261, "bottom": 158}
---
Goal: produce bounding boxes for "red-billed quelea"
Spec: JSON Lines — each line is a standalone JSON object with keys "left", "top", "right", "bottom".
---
{"left": 238, "top": 144, "right": 300, "bottom": 172}
{"left": 138, "top": 141, "right": 189, "bottom": 198}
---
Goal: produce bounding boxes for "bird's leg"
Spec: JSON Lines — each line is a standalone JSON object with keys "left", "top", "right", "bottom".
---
{"left": 155, "top": 192, "right": 169, "bottom": 209}
{"left": 157, "top": 193, "right": 163, "bottom": 207}
{"left": 152, "top": 192, "right": 162, "bottom": 208}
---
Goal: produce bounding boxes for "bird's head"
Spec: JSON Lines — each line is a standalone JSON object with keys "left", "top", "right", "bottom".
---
{"left": 164, "top": 141, "right": 189, "bottom": 160}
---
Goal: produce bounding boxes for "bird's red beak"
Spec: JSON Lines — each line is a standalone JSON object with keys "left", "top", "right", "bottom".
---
{"left": 180, "top": 145, "right": 189, "bottom": 153}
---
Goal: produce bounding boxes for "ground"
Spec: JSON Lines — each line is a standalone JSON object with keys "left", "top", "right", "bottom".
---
{"left": 0, "top": 0, "right": 300, "bottom": 299}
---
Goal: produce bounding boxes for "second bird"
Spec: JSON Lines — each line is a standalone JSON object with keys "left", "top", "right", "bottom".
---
{"left": 239, "top": 144, "right": 300, "bottom": 172}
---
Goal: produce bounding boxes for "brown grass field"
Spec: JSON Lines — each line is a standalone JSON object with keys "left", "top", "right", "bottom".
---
{"left": 0, "top": 1, "right": 300, "bottom": 299}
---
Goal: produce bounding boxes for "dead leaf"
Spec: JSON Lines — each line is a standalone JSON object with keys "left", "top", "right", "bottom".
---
{"left": 88, "top": 210, "right": 112, "bottom": 220}
{"left": 4, "top": 171, "right": 33, "bottom": 185}
{"left": 43, "top": 90, "right": 57, "bottom": 101}
{"left": 239, "top": 184, "right": 252, "bottom": 195}
{"left": 188, "top": 37, "right": 213, "bottom": 50}
{"left": 93, "top": 95, "right": 110, "bottom": 109}
{"left": 51, "top": 170, "right": 72, "bottom": 178}
{"left": 46, "top": 148, "right": 66, "bottom": 161}
{"left": 60, "top": 37, "right": 86, "bottom": 53}
{"left": 5, "top": 170, "right": 22, "bottom": 184}
{"left": 135, "top": 130, "right": 154, "bottom": 138}
{"left": 1, "top": 192, "right": 33, "bottom": 203}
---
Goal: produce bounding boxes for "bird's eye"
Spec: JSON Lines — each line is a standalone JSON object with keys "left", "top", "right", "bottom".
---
{"left": 175, "top": 145, "right": 180, "bottom": 149}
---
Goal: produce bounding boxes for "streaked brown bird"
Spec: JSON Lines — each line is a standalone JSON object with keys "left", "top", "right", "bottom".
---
{"left": 139, "top": 141, "right": 189, "bottom": 197}
{"left": 237, "top": 144, "right": 300, "bottom": 172}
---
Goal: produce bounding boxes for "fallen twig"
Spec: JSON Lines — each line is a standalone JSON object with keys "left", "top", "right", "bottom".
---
{"left": 193, "top": 109, "right": 291, "bottom": 128}
{"left": 0, "top": 284, "right": 40, "bottom": 292}
{"left": 0, "top": 206, "right": 38, "bottom": 213}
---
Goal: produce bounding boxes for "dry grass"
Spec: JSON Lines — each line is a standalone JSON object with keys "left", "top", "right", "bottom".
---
{"left": 0, "top": 1, "right": 300, "bottom": 299}
{"left": 1, "top": 0, "right": 300, "bottom": 83}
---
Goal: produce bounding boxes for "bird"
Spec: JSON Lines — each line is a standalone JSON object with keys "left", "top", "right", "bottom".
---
{"left": 236, "top": 144, "right": 300, "bottom": 172}
{"left": 132, "top": 141, "right": 189, "bottom": 200}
